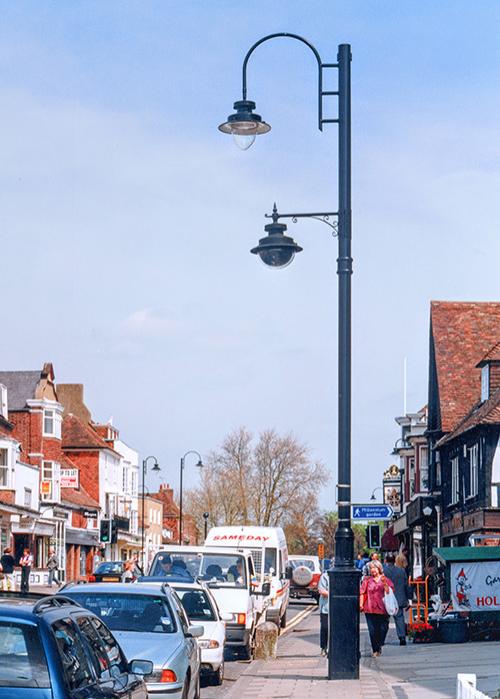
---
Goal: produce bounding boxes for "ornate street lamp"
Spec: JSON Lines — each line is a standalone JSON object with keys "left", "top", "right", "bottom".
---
{"left": 141, "top": 456, "right": 160, "bottom": 572}
{"left": 179, "top": 451, "right": 203, "bottom": 545}
{"left": 219, "top": 33, "right": 358, "bottom": 680}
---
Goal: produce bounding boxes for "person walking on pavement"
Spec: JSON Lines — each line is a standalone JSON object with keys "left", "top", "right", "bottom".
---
{"left": 360, "top": 560, "right": 394, "bottom": 657}
{"left": 0, "top": 547, "right": 16, "bottom": 591}
{"left": 121, "top": 560, "right": 136, "bottom": 583}
{"left": 19, "top": 548, "right": 33, "bottom": 593}
{"left": 47, "top": 548, "right": 60, "bottom": 588}
{"left": 318, "top": 568, "right": 329, "bottom": 656}
{"left": 383, "top": 552, "right": 412, "bottom": 645}
{"left": 362, "top": 551, "right": 380, "bottom": 579}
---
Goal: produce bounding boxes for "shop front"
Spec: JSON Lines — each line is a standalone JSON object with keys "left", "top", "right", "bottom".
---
{"left": 10, "top": 517, "right": 55, "bottom": 586}
{"left": 65, "top": 527, "right": 100, "bottom": 581}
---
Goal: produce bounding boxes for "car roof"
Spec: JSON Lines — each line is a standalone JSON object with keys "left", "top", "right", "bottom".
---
{"left": 64, "top": 582, "right": 170, "bottom": 595}
{"left": 169, "top": 581, "right": 204, "bottom": 591}
{"left": 0, "top": 593, "right": 83, "bottom": 620}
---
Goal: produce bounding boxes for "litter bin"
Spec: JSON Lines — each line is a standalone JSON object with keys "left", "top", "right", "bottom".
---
{"left": 437, "top": 615, "right": 469, "bottom": 643}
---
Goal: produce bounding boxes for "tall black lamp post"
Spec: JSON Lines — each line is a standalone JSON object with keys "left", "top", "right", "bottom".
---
{"left": 141, "top": 456, "right": 160, "bottom": 572}
{"left": 179, "top": 451, "right": 203, "bottom": 545}
{"left": 219, "top": 34, "right": 360, "bottom": 680}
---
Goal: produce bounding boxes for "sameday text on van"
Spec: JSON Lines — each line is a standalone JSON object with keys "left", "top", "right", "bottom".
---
{"left": 205, "top": 526, "right": 290, "bottom": 629}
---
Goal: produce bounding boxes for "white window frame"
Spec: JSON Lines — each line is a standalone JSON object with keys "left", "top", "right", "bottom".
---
{"left": 24, "top": 488, "right": 32, "bottom": 508}
{"left": 43, "top": 409, "right": 62, "bottom": 438}
{"left": 481, "top": 364, "right": 490, "bottom": 402}
{"left": 0, "top": 447, "right": 9, "bottom": 488}
{"left": 468, "top": 444, "right": 479, "bottom": 498}
{"left": 41, "top": 460, "right": 61, "bottom": 502}
{"left": 451, "top": 457, "right": 459, "bottom": 505}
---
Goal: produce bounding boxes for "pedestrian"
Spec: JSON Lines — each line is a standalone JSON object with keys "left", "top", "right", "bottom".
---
{"left": 0, "top": 547, "right": 16, "bottom": 591}
{"left": 395, "top": 552, "right": 408, "bottom": 571}
{"left": 19, "top": 548, "right": 33, "bottom": 593}
{"left": 362, "top": 551, "right": 380, "bottom": 578}
{"left": 121, "top": 560, "right": 136, "bottom": 583}
{"left": 383, "top": 552, "right": 412, "bottom": 645}
{"left": 359, "top": 560, "right": 394, "bottom": 657}
{"left": 356, "top": 550, "right": 370, "bottom": 571}
{"left": 47, "top": 548, "right": 60, "bottom": 588}
{"left": 317, "top": 568, "right": 329, "bottom": 656}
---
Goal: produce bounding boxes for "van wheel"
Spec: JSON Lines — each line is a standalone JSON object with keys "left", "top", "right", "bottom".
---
{"left": 280, "top": 610, "right": 287, "bottom": 629}
{"left": 208, "top": 662, "right": 224, "bottom": 686}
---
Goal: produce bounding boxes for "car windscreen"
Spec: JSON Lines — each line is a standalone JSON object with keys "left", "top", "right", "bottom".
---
{"left": 0, "top": 621, "right": 50, "bottom": 688}
{"left": 149, "top": 553, "right": 198, "bottom": 580}
{"left": 199, "top": 554, "right": 247, "bottom": 587}
{"left": 94, "top": 562, "right": 123, "bottom": 574}
{"left": 65, "top": 593, "right": 176, "bottom": 633}
{"left": 176, "top": 589, "right": 216, "bottom": 622}
{"left": 290, "top": 559, "right": 315, "bottom": 571}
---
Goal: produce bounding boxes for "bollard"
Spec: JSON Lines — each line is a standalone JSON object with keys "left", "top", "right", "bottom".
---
{"left": 254, "top": 621, "right": 279, "bottom": 660}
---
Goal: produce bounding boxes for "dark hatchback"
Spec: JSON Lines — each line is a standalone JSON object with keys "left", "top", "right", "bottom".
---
{"left": 88, "top": 562, "right": 142, "bottom": 583}
{"left": 0, "top": 593, "right": 152, "bottom": 699}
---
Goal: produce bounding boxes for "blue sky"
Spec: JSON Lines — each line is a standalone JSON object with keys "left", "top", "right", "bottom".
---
{"left": 1, "top": 1, "right": 499, "bottom": 509}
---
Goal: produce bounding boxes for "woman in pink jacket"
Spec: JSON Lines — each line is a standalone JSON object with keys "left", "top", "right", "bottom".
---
{"left": 359, "top": 560, "right": 394, "bottom": 656}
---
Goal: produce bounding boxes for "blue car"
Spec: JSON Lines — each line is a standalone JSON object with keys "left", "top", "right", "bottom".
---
{"left": 0, "top": 592, "right": 152, "bottom": 698}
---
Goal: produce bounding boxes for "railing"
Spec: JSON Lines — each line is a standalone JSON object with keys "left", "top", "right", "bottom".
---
{"left": 457, "top": 674, "right": 491, "bottom": 699}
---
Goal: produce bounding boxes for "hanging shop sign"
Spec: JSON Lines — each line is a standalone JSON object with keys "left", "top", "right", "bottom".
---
{"left": 40, "top": 480, "right": 51, "bottom": 496}
{"left": 61, "top": 469, "right": 79, "bottom": 488}
{"left": 383, "top": 464, "right": 402, "bottom": 514}
{"left": 451, "top": 561, "right": 500, "bottom": 612}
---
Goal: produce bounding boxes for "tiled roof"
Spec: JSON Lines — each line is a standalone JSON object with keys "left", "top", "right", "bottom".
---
{"left": 62, "top": 486, "right": 100, "bottom": 510}
{"left": 437, "top": 387, "right": 500, "bottom": 446}
{"left": 431, "top": 301, "right": 500, "bottom": 433}
{"left": 62, "top": 413, "right": 119, "bottom": 455}
{"left": 0, "top": 371, "right": 41, "bottom": 410}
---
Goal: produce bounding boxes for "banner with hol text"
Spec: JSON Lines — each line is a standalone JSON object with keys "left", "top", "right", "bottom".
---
{"left": 451, "top": 561, "right": 500, "bottom": 612}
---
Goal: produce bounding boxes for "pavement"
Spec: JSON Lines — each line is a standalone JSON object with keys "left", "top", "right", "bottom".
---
{"left": 220, "top": 608, "right": 500, "bottom": 699}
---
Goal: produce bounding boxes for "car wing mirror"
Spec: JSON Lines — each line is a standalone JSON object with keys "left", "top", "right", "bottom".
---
{"left": 187, "top": 624, "right": 204, "bottom": 638}
{"left": 285, "top": 565, "right": 293, "bottom": 580}
{"left": 129, "top": 659, "right": 153, "bottom": 676}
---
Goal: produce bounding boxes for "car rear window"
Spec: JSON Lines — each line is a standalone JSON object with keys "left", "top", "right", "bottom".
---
{"left": 176, "top": 589, "right": 216, "bottom": 622}
{"left": 95, "top": 562, "right": 123, "bottom": 574}
{"left": 290, "top": 559, "right": 315, "bottom": 571}
{"left": 0, "top": 621, "right": 50, "bottom": 688}
{"left": 65, "top": 593, "right": 176, "bottom": 633}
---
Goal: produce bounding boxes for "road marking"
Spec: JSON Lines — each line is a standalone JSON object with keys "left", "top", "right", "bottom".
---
{"left": 281, "top": 605, "right": 316, "bottom": 635}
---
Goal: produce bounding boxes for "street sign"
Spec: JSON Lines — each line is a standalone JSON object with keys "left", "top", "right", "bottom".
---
{"left": 351, "top": 504, "right": 394, "bottom": 521}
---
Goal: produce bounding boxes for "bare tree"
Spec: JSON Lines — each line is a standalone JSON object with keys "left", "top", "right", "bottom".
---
{"left": 185, "top": 427, "right": 329, "bottom": 534}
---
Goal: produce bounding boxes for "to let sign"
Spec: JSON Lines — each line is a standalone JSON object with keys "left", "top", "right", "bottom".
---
{"left": 61, "top": 469, "right": 79, "bottom": 488}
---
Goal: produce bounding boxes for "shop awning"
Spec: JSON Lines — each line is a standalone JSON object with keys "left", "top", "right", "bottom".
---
{"left": 433, "top": 546, "right": 500, "bottom": 564}
{"left": 65, "top": 528, "right": 100, "bottom": 546}
{"left": 11, "top": 521, "right": 55, "bottom": 536}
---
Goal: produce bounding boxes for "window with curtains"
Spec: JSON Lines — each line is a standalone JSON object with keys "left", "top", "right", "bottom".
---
{"left": 451, "top": 457, "right": 459, "bottom": 505}
{"left": 0, "top": 448, "right": 8, "bottom": 487}
{"left": 468, "top": 444, "right": 479, "bottom": 498}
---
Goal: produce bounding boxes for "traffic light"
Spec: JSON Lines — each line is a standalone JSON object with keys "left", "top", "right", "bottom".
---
{"left": 100, "top": 519, "right": 111, "bottom": 543}
{"left": 110, "top": 519, "right": 118, "bottom": 544}
{"left": 367, "top": 524, "right": 380, "bottom": 549}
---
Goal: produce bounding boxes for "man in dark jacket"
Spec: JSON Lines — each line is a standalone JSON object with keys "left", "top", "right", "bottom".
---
{"left": 383, "top": 552, "right": 412, "bottom": 645}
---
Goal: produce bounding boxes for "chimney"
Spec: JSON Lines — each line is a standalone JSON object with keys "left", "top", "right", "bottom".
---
{"left": 57, "top": 384, "right": 92, "bottom": 424}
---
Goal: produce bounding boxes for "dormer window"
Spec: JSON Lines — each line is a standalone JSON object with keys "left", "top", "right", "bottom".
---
{"left": 43, "top": 408, "right": 62, "bottom": 438}
{"left": 481, "top": 364, "right": 490, "bottom": 402}
{"left": 0, "top": 384, "right": 7, "bottom": 419}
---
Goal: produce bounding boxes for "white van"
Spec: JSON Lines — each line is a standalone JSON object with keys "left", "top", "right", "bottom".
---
{"left": 146, "top": 545, "right": 270, "bottom": 659}
{"left": 205, "top": 526, "right": 290, "bottom": 628}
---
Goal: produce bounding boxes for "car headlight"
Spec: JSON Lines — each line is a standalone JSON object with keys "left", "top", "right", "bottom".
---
{"left": 198, "top": 639, "right": 220, "bottom": 649}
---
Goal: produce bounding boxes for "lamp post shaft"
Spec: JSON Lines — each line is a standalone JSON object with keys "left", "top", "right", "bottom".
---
{"left": 141, "top": 459, "right": 146, "bottom": 572}
{"left": 328, "top": 43, "right": 361, "bottom": 681}
{"left": 179, "top": 457, "right": 184, "bottom": 545}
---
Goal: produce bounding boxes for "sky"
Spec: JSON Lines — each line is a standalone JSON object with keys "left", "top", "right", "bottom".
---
{"left": 1, "top": 1, "right": 499, "bottom": 511}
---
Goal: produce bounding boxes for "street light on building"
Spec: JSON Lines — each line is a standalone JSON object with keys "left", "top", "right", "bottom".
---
{"left": 370, "top": 487, "right": 383, "bottom": 502}
{"left": 141, "top": 456, "right": 160, "bottom": 571}
{"left": 219, "top": 34, "right": 359, "bottom": 680}
{"left": 179, "top": 451, "right": 203, "bottom": 545}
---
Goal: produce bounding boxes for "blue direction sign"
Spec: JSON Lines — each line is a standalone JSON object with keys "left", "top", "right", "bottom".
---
{"left": 351, "top": 504, "right": 394, "bottom": 521}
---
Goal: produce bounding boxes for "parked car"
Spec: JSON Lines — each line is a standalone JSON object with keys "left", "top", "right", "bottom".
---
{"left": 0, "top": 591, "right": 152, "bottom": 699}
{"left": 146, "top": 546, "right": 270, "bottom": 660}
{"left": 88, "top": 561, "right": 142, "bottom": 583}
{"left": 171, "top": 580, "right": 230, "bottom": 686}
{"left": 288, "top": 555, "right": 322, "bottom": 603}
{"left": 63, "top": 582, "right": 203, "bottom": 699}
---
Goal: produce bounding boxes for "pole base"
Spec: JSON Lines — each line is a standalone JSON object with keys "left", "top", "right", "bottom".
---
{"left": 327, "top": 566, "right": 361, "bottom": 680}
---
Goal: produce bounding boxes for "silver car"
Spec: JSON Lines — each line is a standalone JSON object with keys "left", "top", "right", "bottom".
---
{"left": 63, "top": 582, "right": 203, "bottom": 699}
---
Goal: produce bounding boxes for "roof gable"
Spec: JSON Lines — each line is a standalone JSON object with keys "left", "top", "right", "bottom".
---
{"left": 431, "top": 301, "right": 500, "bottom": 433}
{"left": 62, "top": 413, "right": 119, "bottom": 454}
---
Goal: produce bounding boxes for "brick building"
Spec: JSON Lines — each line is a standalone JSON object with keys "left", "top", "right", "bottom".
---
{"left": 139, "top": 495, "right": 163, "bottom": 569}
{"left": 150, "top": 483, "right": 199, "bottom": 545}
